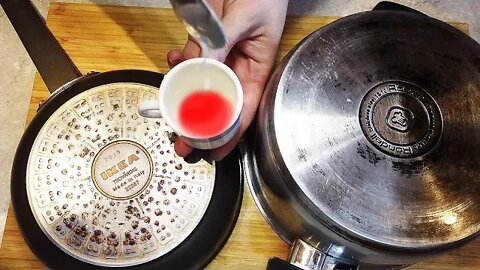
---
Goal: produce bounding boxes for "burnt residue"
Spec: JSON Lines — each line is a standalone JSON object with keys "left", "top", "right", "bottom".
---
{"left": 391, "top": 160, "right": 425, "bottom": 177}
{"left": 473, "top": 57, "right": 480, "bottom": 72}
{"left": 365, "top": 73, "right": 374, "bottom": 83}
{"left": 312, "top": 163, "right": 327, "bottom": 178}
{"left": 356, "top": 141, "right": 384, "bottom": 166}
{"left": 297, "top": 148, "right": 308, "bottom": 162}
{"left": 350, "top": 214, "right": 362, "bottom": 225}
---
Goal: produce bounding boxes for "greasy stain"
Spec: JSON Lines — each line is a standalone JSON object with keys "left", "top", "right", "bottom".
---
{"left": 356, "top": 141, "right": 384, "bottom": 166}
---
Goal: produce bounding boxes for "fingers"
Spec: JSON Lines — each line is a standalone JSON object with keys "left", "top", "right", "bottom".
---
{"left": 205, "top": 0, "right": 224, "bottom": 18}
{"left": 167, "top": 37, "right": 202, "bottom": 69}
{"left": 208, "top": 12, "right": 253, "bottom": 62}
{"left": 167, "top": 49, "right": 185, "bottom": 68}
{"left": 174, "top": 139, "right": 194, "bottom": 157}
{"left": 183, "top": 38, "right": 202, "bottom": 59}
{"left": 210, "top": 133, "right": 242, "bottom": 161}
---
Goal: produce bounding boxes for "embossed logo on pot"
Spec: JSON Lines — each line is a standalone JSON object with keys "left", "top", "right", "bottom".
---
{"left": 92, "top": 140, "right": 153, "bottom": 200}
{"left": 386, "top": 106, "right": 414, "bottom": 132}
{"left": 359, "top": 82, "right": 442, "bottom": 158}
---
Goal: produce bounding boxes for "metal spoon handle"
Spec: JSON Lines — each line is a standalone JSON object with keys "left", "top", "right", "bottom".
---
{"left": 170, "top": 0, "right": 226, "bottom": 49}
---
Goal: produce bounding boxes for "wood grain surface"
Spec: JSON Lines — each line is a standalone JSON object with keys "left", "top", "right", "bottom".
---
{"left": 0, "top": 2, "right": 478, "bottom": 269}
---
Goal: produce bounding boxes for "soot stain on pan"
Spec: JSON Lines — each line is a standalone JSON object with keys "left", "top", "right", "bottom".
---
{"left": 312, "top": 163, "right": 327, "bottom": 178}
{"left": 297, "top": 148, "right": 308, "bottom": 163}
{"left": 356, "top": 141, "right": 384, "bottom": 166}
{"left": 391, "top": 160, "right": 425, "bottom": 177}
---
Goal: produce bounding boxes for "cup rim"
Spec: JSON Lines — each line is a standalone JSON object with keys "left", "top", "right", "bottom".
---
{"left": 158, "top": 58, "right": 243, "bottom": 139}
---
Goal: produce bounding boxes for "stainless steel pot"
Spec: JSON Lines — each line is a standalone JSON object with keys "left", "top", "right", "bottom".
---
{"left": 244, "top": 2, "right": 480, "bottom": 269}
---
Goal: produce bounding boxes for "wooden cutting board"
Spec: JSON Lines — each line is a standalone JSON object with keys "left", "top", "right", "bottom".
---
{"left": 0, "top": 2, "right": 478, "bottom": 269}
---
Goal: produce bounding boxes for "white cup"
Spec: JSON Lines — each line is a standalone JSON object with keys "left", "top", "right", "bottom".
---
{"left": 138, "top": 58, "right": 243, "bottom": 149}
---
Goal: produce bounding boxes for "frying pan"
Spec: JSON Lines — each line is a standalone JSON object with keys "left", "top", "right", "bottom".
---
{"left": 1, "top": 0, "right": 243, "bottom": 269}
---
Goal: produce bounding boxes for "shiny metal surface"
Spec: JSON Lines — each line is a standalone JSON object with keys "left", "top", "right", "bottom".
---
{"left": 288, "top": 239, "right": 357, "bottom": 270}
{"left": 288, "top": 239, "right": 328, "bottom": 270}
{"left": 26, "top": 83, "right": 214, "bottom": 267}
{"left": 249, "top": 8, "right": 480, "bottom": 266}
{"left": 169, "top": 0, "right": 226, "bottom": 49}
{"left": 243, "top": 144, "right": 414, "bottom": 268}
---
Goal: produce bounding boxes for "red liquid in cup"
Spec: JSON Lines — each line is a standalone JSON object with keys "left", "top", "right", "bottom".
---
{"left": 178, "top": 90, "right": 233, "bottom": 137}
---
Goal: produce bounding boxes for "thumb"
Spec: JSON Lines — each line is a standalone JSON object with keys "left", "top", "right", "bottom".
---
{"left": 206, "top": 13, "right": 251, "bottom": 62}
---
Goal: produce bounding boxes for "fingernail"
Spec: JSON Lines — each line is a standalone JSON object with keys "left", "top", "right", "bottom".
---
{"left": 167, "top": 132, "right": 178, "bottom": 144}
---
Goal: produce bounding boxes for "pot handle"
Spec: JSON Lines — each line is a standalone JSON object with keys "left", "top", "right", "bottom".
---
{"left": 373, "top": 1, "right": 425, "bottom": 16}
{"left": 0, "top": 0, "right": 82, "bottom": 93}
{"left": 266, "top": 257, "right": 358, "bottom": 270}
{"left": 266, "top": 239, "right": 358, "bottom": 270}
{"left": 267, "top": 257, "right": 303, "bottom": 270}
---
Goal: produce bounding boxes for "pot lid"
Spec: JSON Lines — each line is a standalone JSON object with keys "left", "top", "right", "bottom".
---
{"left": 273, "top": 10, "right": 480, "bottom": 249}
{"left": 25, "top": 83, "right": 216, "bottom": 267}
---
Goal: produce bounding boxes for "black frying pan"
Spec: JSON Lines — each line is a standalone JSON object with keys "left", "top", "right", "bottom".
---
{"left": 1, "top": 1, "right": 243, "bottom": 269}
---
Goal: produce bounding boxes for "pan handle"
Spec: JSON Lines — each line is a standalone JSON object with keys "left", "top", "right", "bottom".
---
{"left": 266, "top": 239, "right": 358, "bottom": 270}
{"left": 372, "top": 1, "right": 425, "bottom": 16}
{"left": 0, "top": 0, "right": 82, "bottom": 93}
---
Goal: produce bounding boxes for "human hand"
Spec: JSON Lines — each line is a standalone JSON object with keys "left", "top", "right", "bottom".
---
{"left": 168, "top": 0, "right": 289, "bottom": 161}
